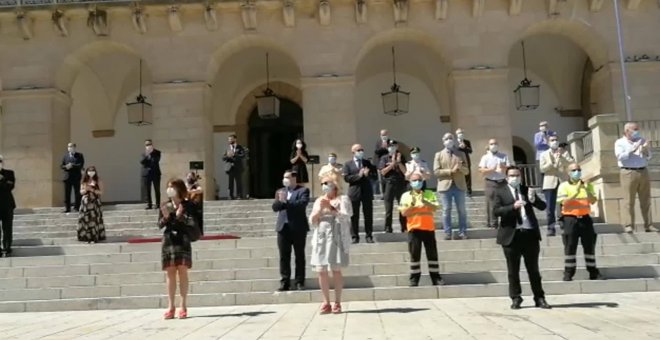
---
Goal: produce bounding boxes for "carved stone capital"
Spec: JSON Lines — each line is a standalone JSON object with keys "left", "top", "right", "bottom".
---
{"left": 283, "top": 0, "right": 295, "bottom": 27}
{"left": 435, "top": 0, "right": 448, "bottom": 20}
{"left": 548, "top": 0, "right": 560, "bottom": 17}
{"left": 319, "top": 0, "right": 331, "bottom": 26}
{"left": 241, "top": 0, "right": 257, "bottom": 31}
{"left": 355, "top": 0, "right": 367, "bottom": 24}
{"left": 393, "top": 0, "right": 408, "bottom": 24}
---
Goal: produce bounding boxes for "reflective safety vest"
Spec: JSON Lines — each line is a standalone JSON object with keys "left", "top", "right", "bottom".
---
{"left": 399, "top": 190, "right": 439, "bottom": 232}
{"left": 557, "top": 181, "right": 596, "bottom": 216}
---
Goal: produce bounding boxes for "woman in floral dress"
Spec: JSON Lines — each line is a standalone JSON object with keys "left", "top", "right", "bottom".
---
{"left": 77, "top": 166, "right": 106, "bottom": 243}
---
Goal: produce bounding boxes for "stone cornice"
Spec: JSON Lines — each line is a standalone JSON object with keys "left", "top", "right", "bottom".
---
{"left": 152, "top": 81, "right": 208, "bottom": 94}
{"left": 301, "top": 76, "right": 355, "bottom": 88}
{"left": 449, "top": 68, "right": 508, "bottom": 80}
{"left": 0, "top": 88, "right": 71, "bottom": 105}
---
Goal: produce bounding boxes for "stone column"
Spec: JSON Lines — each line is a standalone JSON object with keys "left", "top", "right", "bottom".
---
{"left": 0, "top": 89, "right": 71, "bottom": 207}
{"left": 152, "top": 82, "right": 214, "bottom": 199}
{"left": 301, "top": 76, "right": 358, "bottom": 196}
{"left": 449, "top": 69, "right": 513, "bottom": 192}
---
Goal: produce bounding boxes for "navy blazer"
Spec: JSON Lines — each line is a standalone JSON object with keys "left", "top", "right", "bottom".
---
{"left": 493, "top": 184, "right": 546, "bottom": 246}
{"left": 140, "top": 149, "right": 162, "bottom": 178}
{"left": 343, "top": 158, "right": 377, "bottom": 201}
{"left": 0, "top": 168, "right": 16, "bottom": 210}
{"left": 61, "top": 152, "right": 85, "bottom": 182}
{"left": 272, "top": 185, "right": 310, "bottom": 233}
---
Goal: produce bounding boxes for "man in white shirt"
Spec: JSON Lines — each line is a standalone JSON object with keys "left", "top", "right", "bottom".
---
{"left": 614, "top": 122, "right": 656, "bottom": 233}
{"left": 478, "top": 139, "right": 511, "bottom": 228}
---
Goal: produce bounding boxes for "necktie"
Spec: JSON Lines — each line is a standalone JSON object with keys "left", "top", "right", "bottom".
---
{"left": 514, "top": 188, "right": 523, "bottom": 225}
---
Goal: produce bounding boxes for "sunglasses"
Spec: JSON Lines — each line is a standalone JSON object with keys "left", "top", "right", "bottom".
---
{"left": 571, "top": 169, "right": 582, "bottom": 172}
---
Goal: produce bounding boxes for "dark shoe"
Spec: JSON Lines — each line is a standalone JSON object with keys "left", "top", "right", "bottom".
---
{"left": 409, "top": 280, "right": 419, "bottom": 287}
{"left": 62, "top": 209, "right": 71, "bottom": 213}
{"left": 384, "top": 228, "right": 393, "bottom": 233}
{"left": 510, "top": 297, "right": 523, "bottom": 310}
{"left": 547, "top": 229, "right": 556, "bottom": 237}
{"left": 562, "top": 273, "right": 573, "bottom": 282}
{"left": 444, "top": 234, "right": 452, "bottom": 241}
{"left": 535, "top": 298, "right": 552, "bottom": 309}
{"left": 646, "top": 226, "right": 659, "bottom": 232}
{"left": 278, "top": 282, "right": 290, "bottom": 292}
{"left": 431, "top": 277, "right": 445, "bottom": 286}
{"left": 366, "top": 237, "right": 374, "bottom": 244}
{"left": 296, "top": 283, "right": 305, "bottom": 291}
{"left": 145, "top": 206, "right": 152, "bottom": 210}
{"left": 589, "top": 273, "right": 605, "bottom": 280}
{"left": 352, "top": 239, "right": 359, "bottom": 244}
{"left": 400, "top": 228, "right": 407, "bottom": 233}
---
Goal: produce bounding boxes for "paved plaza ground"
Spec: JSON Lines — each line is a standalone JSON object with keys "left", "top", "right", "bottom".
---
{"left": 2, "top": 292, "right": 660, "bottom": 340}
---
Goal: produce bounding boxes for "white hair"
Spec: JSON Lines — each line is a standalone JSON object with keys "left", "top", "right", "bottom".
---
{"left": 624, "top": 122, "right": 638, "bottom": 132}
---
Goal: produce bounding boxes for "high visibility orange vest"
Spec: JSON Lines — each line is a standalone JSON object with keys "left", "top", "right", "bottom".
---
{"left": 557, "top": 181, "right": 595, "bottom": 216}
{"left": 399, "top": 190, "right": 439, "bottom": 232}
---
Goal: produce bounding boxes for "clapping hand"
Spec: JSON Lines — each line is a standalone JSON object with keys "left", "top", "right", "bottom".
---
{"left": 176, "top": 203, "right": 184, "bottom": 218}
{"left": 361, "top": 167, "right": 370, "bottom": 177}
{"left": 65, "top": 163, "right": 73, "bottom": 170}
{"left": 278, "top": 190, "right": 287, "bottom": 202}
{"left": 514, "top": 200, "right": 525, "bottom": 209}
{"left": 528, "top": 188, "right": 536, "bottom": 203}
{"left": 395, "top": 153, "right": 401, "bottom": 163}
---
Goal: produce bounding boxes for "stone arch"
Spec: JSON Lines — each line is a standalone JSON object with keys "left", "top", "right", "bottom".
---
{"left": 512, "top": 135, "right": 534, "bottom": 165}
{"left": 516, "top": 19, "right": 609, "bottom": 68}
{"left": 233, "top": 81, "right": 302, "bottom": 127}
{"left": 206, "top": 35, "right": 300, "bottom": 86}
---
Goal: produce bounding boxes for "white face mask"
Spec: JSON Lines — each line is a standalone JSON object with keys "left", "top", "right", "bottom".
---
{"left": 87, "top": 171, "right": 96, "bottom": 177}
{"left": 489, "top": 144, "right": 499, "bottom": 153}
{"left": 540, "top": 126, "right": 547, "bottom": 132}
{"left": 145, "top": 145, "right": 154, "bottom": 152}
{"left": 444, "top": 139, "right": 455, "bottom": 149}
{"left": 508, "top": 177, "right": 521, "bottom": 187}
{"left": 381, "top": 135, "right": 388, "bottom": 141}
{"left": 67, "top": 147, "right": 74, "bottom": 153}
{"left": 282, "top": 178, "right": 291, "bottom": 188}
{"left": 457, "top": 133, "right": 464, "bottom": 140}
{"left": 166, "top": 187, "right": 177, "bottom": 198}
{"left": 328, "top": 157, "right": 336, "bottom": 165}
{"left": 321, "top": 183, "right": 334, "bottom": 194}
{"left": 296, "top": 143, "right": 303, "bottom": 149}
{"left": 411, "top": 153, "right": 420, "bottom": 161}
{"left": 549, "top": 141, "right": 559, "bottom": 150}
{"left": 388, "top": 146, "right": 397, "bottom": 154}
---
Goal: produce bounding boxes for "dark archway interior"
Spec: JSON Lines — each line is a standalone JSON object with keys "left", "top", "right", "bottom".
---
{"left": 248, "top": 98, "right": 304, "bottom": 198}
{"left": 513, "top": 146, "right": 528, "bottom": 165}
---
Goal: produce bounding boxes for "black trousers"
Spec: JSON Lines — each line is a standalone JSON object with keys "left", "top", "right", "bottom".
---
{"left": 227, "top": 170, "right": 243, "bottom": 199}
{"left": 0, "top": 209, "right": 13, "bottom": 253}
{"left": 502, "top": 229, "right": 545, "bottom": 300}
{"left": 142, "top": 176, "right": 161, "bottom": 208}
{"left": 465, "top": 171, "right": 472, "bottom": 195}
{"left": 64, "top": 179, "right": 82, "bottom": 211}
{"left": 351, "top": 198, "right": 373, "bottom": 240}
{"left": 561, "top": 215, "right": 599, "bottom": 278}
{"left": 408, "top": 230, "right": 440, "bottom": 282}
{"left": 383, "top": 180, "right": 407, "bottom": 232}
{"left": 277, "top": 224, "right": 307, "bottom": 286}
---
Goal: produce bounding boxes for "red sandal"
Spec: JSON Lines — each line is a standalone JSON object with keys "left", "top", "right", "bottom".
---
{"left": 178, "top": 309, "right": 188, "bottom": 319}
{"left": 332, "top": 303, "right": 342, "bottom": 314}
{"left": 320, "top": 303, "right": 331, "bottom": 315}
{"left": 163, "top": 308, "right": 175, "bottom": 320}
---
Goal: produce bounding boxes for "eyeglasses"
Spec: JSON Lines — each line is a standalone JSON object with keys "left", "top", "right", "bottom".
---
{"left": 570, "top": 169, "right": 581, "bottom": 172}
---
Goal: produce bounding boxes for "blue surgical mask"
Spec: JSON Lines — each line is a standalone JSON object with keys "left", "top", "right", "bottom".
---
{"left": 388, "top": 146, "right": 397, "bottom": 154}
{"left": 328, "top": 157, "right": 336, "bottom": 165}
{"left": 570, "top": 170, "right": 582, "bottom": 181}
{"left": 631, "top": 130, "right": 642, "bottom": 140}
{"left": 355, "top": 151, "right": 364, "bottom": 160}
{"left": 410, "top": 180, "right": 423, "bottom": 190}
{"left": 411, "top": 153, "right": 420, "bottom": 161}
{"left": 322, "top": 183, "right": 334, "bottom": 193}
{"left": 508, "top": 177, "right": 521, "bottom": 187}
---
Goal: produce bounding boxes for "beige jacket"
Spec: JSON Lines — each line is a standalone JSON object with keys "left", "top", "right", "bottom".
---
{"left": 539, "top": 149, "right": 574, "bottom": 190}
{"left": 433, "top": 149, "right": 469, "bottom": 192}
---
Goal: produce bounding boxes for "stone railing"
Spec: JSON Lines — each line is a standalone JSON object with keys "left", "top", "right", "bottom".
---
{"left": 567, "top": 114, "right": 660, "bottom": 225}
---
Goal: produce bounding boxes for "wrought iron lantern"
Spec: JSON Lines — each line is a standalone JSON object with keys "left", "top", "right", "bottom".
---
{"left": 255, "top": 52, "right": 280, "bottom": 119}
{"left": 381, "top": 46, "right": 410, "bottom": 116}
{"left": 513, "top": 41, "right": 540, "bottom": 111}
{"left": 126, "top": 59, "right": 153, "bottom": 126}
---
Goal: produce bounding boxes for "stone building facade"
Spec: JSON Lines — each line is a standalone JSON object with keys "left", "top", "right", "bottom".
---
{"left": 0, "top": 0, "right": 659, "bottom": 207}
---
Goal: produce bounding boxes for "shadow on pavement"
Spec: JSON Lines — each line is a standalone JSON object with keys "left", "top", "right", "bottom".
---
{"left": 346, "top": 307, "right": 430, "bottom": 314}
{"left": 189, "top": 311, "right": 277, "bottom": 318}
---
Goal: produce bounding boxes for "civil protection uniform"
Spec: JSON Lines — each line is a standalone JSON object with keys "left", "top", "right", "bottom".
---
{"left": 557, "top": 181, "right": 601, "bottom": 280}
{"left": 399, "top": 189, "right": 442, "bottom": 286}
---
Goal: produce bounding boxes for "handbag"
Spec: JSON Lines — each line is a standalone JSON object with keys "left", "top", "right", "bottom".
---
{"left": 180, "top": 212, "right": 201, "bottom": 242}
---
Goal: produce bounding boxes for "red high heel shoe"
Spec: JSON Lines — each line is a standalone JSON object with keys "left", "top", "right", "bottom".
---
{"left": 319, "top": 303, "right": 331, "bottom": 315}
{"left": 178, "top": 309, "right": 188, "bottom": 319}
{"left": 163, "top": 308, "right": 175, "bottom": 320}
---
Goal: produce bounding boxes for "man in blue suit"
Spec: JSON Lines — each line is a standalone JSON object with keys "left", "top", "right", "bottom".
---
{"left": 272, "top": 170, "right": 310, "bottom": 291}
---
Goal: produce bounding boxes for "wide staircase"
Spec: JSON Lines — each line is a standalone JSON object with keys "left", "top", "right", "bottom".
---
{"left": 1, "top": 195, "right": 659, "bottom": 312}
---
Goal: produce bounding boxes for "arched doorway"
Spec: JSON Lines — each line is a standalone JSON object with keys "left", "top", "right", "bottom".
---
{"left": 513, "top": 146, "right": 528, "bottom": 165}
{"left": 248, "top": 98, "right": 303, "bottom": 198}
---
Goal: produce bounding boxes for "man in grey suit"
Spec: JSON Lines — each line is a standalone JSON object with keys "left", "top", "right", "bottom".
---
{"left": 272, "top": 170, "right": 310, "bottom": 291}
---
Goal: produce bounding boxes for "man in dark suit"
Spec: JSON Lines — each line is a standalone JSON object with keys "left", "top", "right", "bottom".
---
{"left": 272, "top": 170, "right": 310, "bottom": 291}
{"left": 456, "top": 128, "right": 473, "bottom": 196}
{"left": 0, "top": 155, "right": 16, "bottom": 257}
{"left": 493, "top": 166, "right": 551, "bottom": 310}
{"left": 344, "top": 143, "right": 377, "bottom": 243}
{"left": 140, "top": 139, "right": 161, "bottom": 209}
{"left": 60, "top": 142, "right": 85, "bottom": 212}
{"left": 373, "top": 129, "right": 390, "bottom": 195}
{"left": 223, "top": 134, "right": 246, "bottom": 200}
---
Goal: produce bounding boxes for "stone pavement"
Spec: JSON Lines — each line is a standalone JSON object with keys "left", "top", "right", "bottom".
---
{"left": 2, "top": 292, "right": 660, "bottom": 340}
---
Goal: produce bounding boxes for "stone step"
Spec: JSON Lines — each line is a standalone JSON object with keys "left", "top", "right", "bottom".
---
{"left": 0, "top": 277, "right": 656, "bottom": 312}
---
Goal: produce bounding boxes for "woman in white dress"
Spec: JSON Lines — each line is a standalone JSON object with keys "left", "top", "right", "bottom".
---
{"left": 309, "top": 174, "right": 353, "bottom": 314}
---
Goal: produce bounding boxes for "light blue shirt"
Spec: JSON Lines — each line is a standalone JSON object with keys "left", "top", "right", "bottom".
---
{"left": 534, "top": 130, "right": 554, "bottom": 160}
{"left": 614, "top": 136, "right": 652, "bottom": 168}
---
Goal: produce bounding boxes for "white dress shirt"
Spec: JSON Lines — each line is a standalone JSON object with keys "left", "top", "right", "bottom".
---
{"left": 614, "top": 136, "right": 652, "bottom": 168}
{"left": 508, "top": 185, "right": 533, "bottom": 230}
{"left": 479, "top": 152, "right": 510, "bottom": 181}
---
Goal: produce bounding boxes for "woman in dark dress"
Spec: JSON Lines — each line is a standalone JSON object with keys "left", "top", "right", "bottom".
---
{"left": 185, "top": 172, "right": 204, "bottom": 236}
{"left": 77, "top": 166, "right": 106, "bottom": 243}
{"left": 290, "top": 138, "right": 309, "bottom": 183}
{"left": 159, "top": 178, "right": 197, "bottom": 320}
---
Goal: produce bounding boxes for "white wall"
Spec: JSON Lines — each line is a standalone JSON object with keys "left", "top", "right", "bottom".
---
{"left": 70, "top": 81, "right": 152, "bottom": 203}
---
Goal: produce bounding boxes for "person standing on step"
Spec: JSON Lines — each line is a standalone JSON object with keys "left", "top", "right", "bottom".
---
{"left": 343, "top": 144, "right": 377, "bottom": 244}
{"left": 478, "top": 139, "right": 511, "bottom": 229}
{"left": 318, "top": 152, "right": 343, "bottom": 179}
{"left": 434, "top": 133, "right": 469, "bottom": 240}
{"left": 61, "top": 142, "right": 85, "bottom": 213}
{"left": 615, "top": 122, "right": 656, "bottom": 233}
{"left": 557, "top": 163, "right": 605, "bottom": 282}
{"left": 272, "top": 170, "right": 310, "bottom": 291}
{"left": 493, "top": 166, "right": 551, "bottom": 310}
{"left": 223, "top": 134, "right": 246, "bottom": 200}
{"left": 399, "top": 172, "right": 444, "bottom": 287}
{"left": 310, "top": 174, "right": 352, "bottom": 314}
{"left": 373, "top": 129, "right": 390, "bottom": 196}
{"left": 378, "top": 140, "right": 408, "bottom": 233}
{"left": 456, "top": 128, "right": 473, "bottom": 197}
{"left": 290, "top": 138, "right": 310, "bottom": 184}
{"left": 540, "top": 134, "right": 574, "bottom": 237}
{"left": 77, "top": 166, "right": 106, "bottom": 244}
{"left": 159, "top": 178, "right": 198, "bottom": 320}
{"left": 141, "top": 139, "right": 161, "bottom": 210}
{"left": 534, "top": 121, "right": 554, "bottom": 184}
{"left": 405, "top": 146, "right": 432, "bottom": 190}
{"left": 186, "top": 172, "right": 204, "bottom": 236}
{"left": 0, "top": 155, "right": 16, "bottom": 258}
